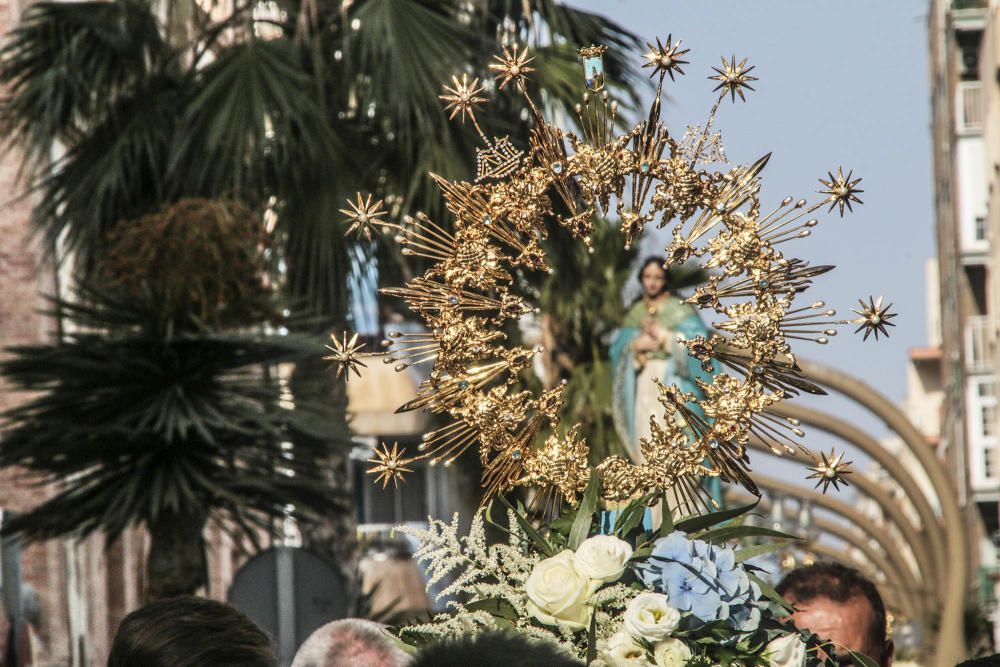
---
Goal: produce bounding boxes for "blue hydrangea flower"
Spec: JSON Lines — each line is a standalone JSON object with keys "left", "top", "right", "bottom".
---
{"left": 639, "top": 531, "right": 766, "bottom": 631}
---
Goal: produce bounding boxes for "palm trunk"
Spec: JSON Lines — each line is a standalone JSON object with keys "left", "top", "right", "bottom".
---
{"left": 146, "top": 509, "right": 208, "bottom": 601}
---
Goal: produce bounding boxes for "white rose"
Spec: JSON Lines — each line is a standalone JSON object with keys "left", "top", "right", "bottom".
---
{"left": 653, "top": 638, "right": 692, "bottom": 667}
{"left": 765, "top": 634, "right": 807, "bottom": 667}
{"left": 624, "top": 592, "right": 681, "bottom": 642}
{"left": 602, "top": 631, "right": 648, "bottom": 667}
{"left": 575, "top": 535, "right": 634, "bottom": 584}
{"left": 525, "top": 550, "right": 592, "bottom": 629}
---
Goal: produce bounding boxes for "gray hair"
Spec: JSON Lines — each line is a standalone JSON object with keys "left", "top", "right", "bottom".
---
{"left": 291, "top": 618, "right": 411, "bottom": 667}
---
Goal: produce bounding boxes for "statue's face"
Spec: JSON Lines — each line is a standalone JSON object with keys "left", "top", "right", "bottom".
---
{"left": 641, "top": 263, "right": 668, "bottom": 298}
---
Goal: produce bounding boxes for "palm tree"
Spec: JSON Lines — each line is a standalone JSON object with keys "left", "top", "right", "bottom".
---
{"left": 0, "top": 0, "right": 641, "bottom": 596}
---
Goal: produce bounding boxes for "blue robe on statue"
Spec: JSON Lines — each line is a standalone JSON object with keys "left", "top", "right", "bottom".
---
{"left": 610, "top": 295, "right": 723, "bottom": 510}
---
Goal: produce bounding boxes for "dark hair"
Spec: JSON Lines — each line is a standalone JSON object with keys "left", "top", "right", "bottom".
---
{"left": 411, "top": 631, "right": 582, "bottom": 667}
{"left": 637, "top": 256, "right": 669, "bottom": 287}
{"left": 776, "top": 562, "right": 888, "bottom": 662}
{"left": 108, "top": 596, "right": 276, "bottom": 667}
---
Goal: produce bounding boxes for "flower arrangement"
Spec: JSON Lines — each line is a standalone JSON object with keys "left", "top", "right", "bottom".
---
{"left": 397, "top": 484, "right": 879, "bottom": 666}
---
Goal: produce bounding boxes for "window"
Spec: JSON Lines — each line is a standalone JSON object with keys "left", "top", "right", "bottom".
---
{"left": 984, "top": 404, "right": 997, "bottom": 437}
{"left": 985, "top": 446, "right": 996, "bottom": 479}
{"left": 975, "top": 216, "right": 988, "bottom": 241}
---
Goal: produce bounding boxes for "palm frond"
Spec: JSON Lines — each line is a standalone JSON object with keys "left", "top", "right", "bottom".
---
{"left": 170, "top": 37, "right": 343, "bottom": 198}
{"left": 0, "top": 0, "right": 166, "bottom": 170}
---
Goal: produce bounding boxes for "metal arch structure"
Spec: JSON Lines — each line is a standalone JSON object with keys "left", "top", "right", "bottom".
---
{"left": 728, "top": 492, "right": 923, "bottom": 625}
{"left": 767, "top": 402, "right": 947, "bottom": 599}
{"left": 789, "top": 358, "right": 970, "bottom": 666}
{"left": 732, "top": 477, "right": 929, "bottom": 627}
{"left": 748, "top": 434, "right": 939, "bottom": 611}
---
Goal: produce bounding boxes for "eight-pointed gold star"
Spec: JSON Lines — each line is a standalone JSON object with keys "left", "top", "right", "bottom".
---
{"left": 851, "top": 295, "right": 897, "bottom": 342}
{"left": 439, "top": 73, "right": 488, "bottom": 123}
{"left": 367, "top": 441, "right": 414, "bottom": 489}
{"left": 490, "top": 44, "right": 535, "bottom": 90}
{"left": 806, "top": 449, "right": 853, "bottom": 493}
{"left": 709, "top": 55, "right": 757, "bottom": 102}
{"left": 340, "top": 193, "right": 387, "bottom": 241}
{"left": 643, "top": 35, "right": 690, "bottom": 81}
{"left": 818, "top": 167, "right": 864, "bottom": 217}
{"left": 324, "top": 331, "right": 367, "bottom": 380}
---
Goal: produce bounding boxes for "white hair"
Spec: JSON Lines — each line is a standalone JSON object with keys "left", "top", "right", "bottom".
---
{"left": 291, "top": 618, "right": 411, "bottom": 667}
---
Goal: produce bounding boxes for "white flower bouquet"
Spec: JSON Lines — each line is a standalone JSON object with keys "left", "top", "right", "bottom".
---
{"left": 396, "top": 482, "right": 880, "bottom": 666}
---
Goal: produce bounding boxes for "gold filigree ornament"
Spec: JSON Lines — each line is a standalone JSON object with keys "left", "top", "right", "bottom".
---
{"left": 337, "top": 40, "right": 894, "bottom": 512}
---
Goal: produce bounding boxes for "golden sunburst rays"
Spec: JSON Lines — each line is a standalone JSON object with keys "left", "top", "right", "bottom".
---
{"left": 367, "top": 441, "right": 416, "bottom": 489}
{"left": 806, "top": 448, "right": 853, "bottom": 493}
{"left": 664, "top": 153, "right": 769, "bottom": 263}
{"left": 687, "top": 260, "right": 835, "bottom": 310}
{"left": 439, "top": 73, "right": 488, "bottom": 125}
{"left": 340, "top": 192, "right": 388, "bottom": 242}
{"left": 490, "top": 43, "right": 535, "bottom": 90}
{"left": 643, "top": 34, "right": 690, "bottom": 82}
{"left": 709, "top": 55, "right": 758, "bottom": 103}
{"left": 850, "top": 295, "right": 897, "bottom": 341}
{"left": 380, "top": 278, "right": 533, "bottom": 321}
{"left": 818, "top": 167, "right": 864, "bottom": 216}
{"left": 324, "top": 331, "right": 367, "bottom": 380}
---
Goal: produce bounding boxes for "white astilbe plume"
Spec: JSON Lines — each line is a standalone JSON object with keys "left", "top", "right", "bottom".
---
{"left": 397, "top": 510, "right": 579, "bottom": 650}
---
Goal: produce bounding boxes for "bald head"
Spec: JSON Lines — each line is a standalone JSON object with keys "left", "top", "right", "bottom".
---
{"left": 291, "top": 619, "right": 410, "bottom": 667}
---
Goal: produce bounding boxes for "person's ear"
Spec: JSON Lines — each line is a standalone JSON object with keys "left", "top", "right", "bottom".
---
{"left": 883, "top": 638, "right": 894, "bottom": 667}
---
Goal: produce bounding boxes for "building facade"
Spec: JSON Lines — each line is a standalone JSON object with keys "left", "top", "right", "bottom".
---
{"left": 929, "top": 0, "right": 1000, "bottom": 637}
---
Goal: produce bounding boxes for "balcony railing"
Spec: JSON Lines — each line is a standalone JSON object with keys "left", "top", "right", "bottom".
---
{"left": 966, "top": 315, "right": 995, "bottom": 373}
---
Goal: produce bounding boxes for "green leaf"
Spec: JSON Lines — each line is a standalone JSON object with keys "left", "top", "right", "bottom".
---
{"left": 675, "top": 499, "right": 760, "bottom": 534}
{"left": 845, "top": 649, "right": 880, "bottom": 667}
{"left": 748, "top": 573, "right": 794, "bottom": 613}
{"left": 466, "top": 598, "right": 518, "bottom": 622}
{"left": 735, "top": 541, "right": 793, "bottom": 564}
{"left": 699, "top": 525, "right": 802, "bottom": 544}
{"left": 499, "top": 496, "right": 555, "bottom": 558}
{"left": 568, "top": 471, "right": 600, "bottom": 550}
{"left": 613, "top": 492, "right": 657, "bottom": 538}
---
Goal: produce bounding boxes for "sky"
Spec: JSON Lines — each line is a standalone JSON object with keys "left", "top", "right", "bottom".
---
{"left": 566, "top": 0, "right": 936, "bottom": 461}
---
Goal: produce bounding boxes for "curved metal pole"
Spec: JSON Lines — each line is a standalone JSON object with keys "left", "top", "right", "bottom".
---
{"left": 748, "top": 435, "right": 938, "bottom": 606}
{"left": 744, "top": 476, "right": 931, "bottom": 627}
{"left": 798, "top": 359, "right": 969, "bottom": 665}
{"left": 748, "top": 410, "right": 942, "bottom": 606}
{"left": 770, "top": 402, "right": 946, "bottom": 601}
{"left": 729, "top": 493, "right": 925, "bottom": 626}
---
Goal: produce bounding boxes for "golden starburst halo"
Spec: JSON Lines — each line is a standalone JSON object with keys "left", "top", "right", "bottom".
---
{"left": 643, "top": 34, "right": 690, "bottom": 81}
{"left": 439, "top": 73, "right": 488, "bottom": 123}
{"left": 851, "top": 295, "right": 897, "bottom": 341}
{"left": 367, "top": 441, "right": 415, "bottom": 489}
{"left": 709, "top": 55, "right": 757, "bottom": 102}
{"left": 489, "top": 44, "right": 535, "bottom": 90}
{"left": 339, "top": 193, "right": 387, "bottom": 242}
{"left": 323, "top": 331, "right": 367, "bottom": 380}
{"left": 818, "top": 167, "right": 864, "bottom": 217}
{"left": 806, "top": 448, "right": 853, "bottom": 493}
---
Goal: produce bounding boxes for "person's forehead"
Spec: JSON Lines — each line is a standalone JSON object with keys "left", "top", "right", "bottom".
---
{"left": 790, "top": 595, "right": 877, "bottom": 651}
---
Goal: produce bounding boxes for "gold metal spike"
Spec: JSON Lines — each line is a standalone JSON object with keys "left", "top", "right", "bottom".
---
{"left": 323, "top": 331, "right": 367, "bottom": 380}
{"left": 806, "top": 448, "right": 853, "bottom": 493}
{"left": 367, "top": 441, "right": 415, "bottom": 489}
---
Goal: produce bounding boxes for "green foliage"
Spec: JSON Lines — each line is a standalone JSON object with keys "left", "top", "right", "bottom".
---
{"left": 0, "top": 290, "right": 351, "bottom": 545}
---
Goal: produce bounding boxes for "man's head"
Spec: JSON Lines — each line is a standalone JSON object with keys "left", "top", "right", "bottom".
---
{"left": 776, "top": 562, "right": 893, "bottom": 666}
{"left": 108, "top": 595, "right": 276, "bottom": 667}
{"left": 291, "top": 619, "right": 410, "bottom": 667}
{"left": 411, "top": 631, "right": 582, "bottom": 667}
